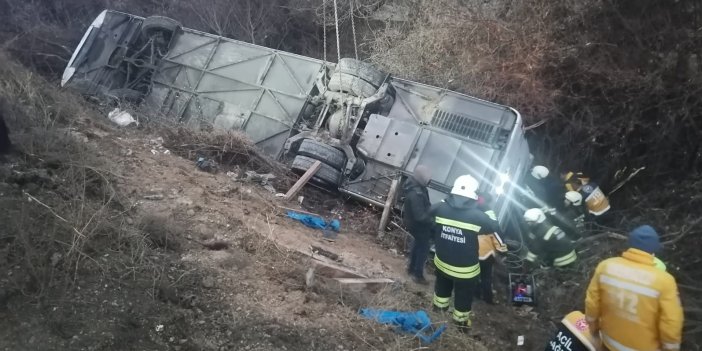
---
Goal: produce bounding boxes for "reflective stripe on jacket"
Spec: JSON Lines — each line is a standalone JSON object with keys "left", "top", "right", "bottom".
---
{"left": 525, "top": 221, "right": 577, "bottom": 267}
{"left": 585, "top": 249, "right": 683, "bottom": 351}
{"left": 563, "top": 173, "right": 610, "bottom": 216}
{"left": 561, "top": 311, "right": 598, "bottom": 351}
{"left": 581, "top": 183, "right": 610, "bottom": 216}
{"left": 430, "top": 195, "right": 497, "bottom": 279}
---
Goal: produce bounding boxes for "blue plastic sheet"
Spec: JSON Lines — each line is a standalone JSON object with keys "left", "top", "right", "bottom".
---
{"left": 359, "top": 308, "right": 446, "bottom": 344}
{"left": 286, "top": 211, "right": 341, "bottom": 232}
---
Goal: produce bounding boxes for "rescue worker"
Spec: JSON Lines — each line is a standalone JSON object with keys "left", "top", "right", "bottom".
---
{"left": 545, "top": 311, "right": 600, "bottom": 351}
{"left": 585, "top": 225, "right": 683, "bottom": 351}
{"left": 430, "top": 174, "right": 498, "bottom": 330}
{"left": 402, "top": 165, "right": 433, "bottom": 285}
{"left": 476, "top": 193, "right": 507, "bottom": 304}
{"left": 563, "top": 191, "right": 587, "bottom": 231}
{"left": 524, "top": 165, "right": 551, "bottom": 210}
{"left": 525, "top": 165, "right": 563, "bottom": 211}
{"left": 548, "top": 191, "right": 586, "bottom": 240}
{"left": 523, "top": 208, "right": 577, "bottom": 268}
{"left": 562, "top": 171, "right": 610, "bottom": 217}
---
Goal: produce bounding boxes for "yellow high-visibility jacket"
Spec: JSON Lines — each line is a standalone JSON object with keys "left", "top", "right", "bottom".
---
{"left": 478, "top": 233, "right": 507, "bottom": 260}
{"left": 478, "top": 209, "right": 507, "bottom": 260}
{"left": 585, "top": 249, "right": 684, "bottom": 351}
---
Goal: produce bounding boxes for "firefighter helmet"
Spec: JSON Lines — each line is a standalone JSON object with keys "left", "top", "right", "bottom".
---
{"left": 523, "top": 208, "right": 546, "bottom": 224}
{"left": 451, "top": 174, "right": 479, "bottom": 200}
{"left": 564, "top": 191, "right": 583, "bottom": 206}
{"left": 531, "top": 165, "right": 549, "bottom": 180}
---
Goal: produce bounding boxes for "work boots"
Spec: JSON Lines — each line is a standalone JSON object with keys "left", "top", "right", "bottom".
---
{"left": 453, "top": 311, "right": 472, "bottom": 333}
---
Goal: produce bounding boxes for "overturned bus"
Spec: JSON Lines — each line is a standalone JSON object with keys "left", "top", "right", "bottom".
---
{"left": 62, "top": 10, "right": 532, "bottom": 237}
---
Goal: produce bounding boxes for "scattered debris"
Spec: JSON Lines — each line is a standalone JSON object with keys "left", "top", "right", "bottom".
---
{"left": 310, "top": 245, "right": 340, "bottom": 262}
{"left": 195, "top": 156, "right": 218, "bottom": 173}
{"left": 240, "top": 170, "right": 276, "bottom": 193}
{"left": 108, "top": 108, "right": 137, "bottom": 126}
{"left": 143, "top": 188, "right": 165, "bottom": 200}
{"left": 305, "top": 268, "right": 315, "bottom": 288}
{"left": 359, "top": 309, "right": 446, "bottom": 344}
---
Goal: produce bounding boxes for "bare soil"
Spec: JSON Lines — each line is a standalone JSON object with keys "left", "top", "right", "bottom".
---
{"left": 0, "top": 114, "right": 555, "bottom": 350}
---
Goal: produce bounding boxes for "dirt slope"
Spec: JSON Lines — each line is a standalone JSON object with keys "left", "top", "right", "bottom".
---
{"left": 0, "top": 52, "right": 555, "bottom": 350}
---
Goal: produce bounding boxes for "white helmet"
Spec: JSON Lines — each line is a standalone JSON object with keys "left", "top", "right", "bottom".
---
{"left": 451, "top": 174, "right": 479, "bottom": 200}
{"left": 531, "top": 165, "right": 550, "bottom": 180}
{"left": 564, "top": 191, "right": 583, "bottom": 206}
{"left": 524, "top": 208, "right": 546, "bottom": 224}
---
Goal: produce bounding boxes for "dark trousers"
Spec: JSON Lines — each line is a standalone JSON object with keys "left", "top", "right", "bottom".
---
{"left": 477, "top": 256, "right": 494, "bottom": 303}
{"left": 434, "top": 269, "right": 478, "bottom": 322}
{"left": 408, "top": 231, "right": 430, "bottom": 278}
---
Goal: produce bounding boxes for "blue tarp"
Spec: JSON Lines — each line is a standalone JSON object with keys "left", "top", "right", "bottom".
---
{"left": 286, "top": 211, "right": 340, "bottom": 232}
{"left": 359, "top": 308, "right": 446, "bottom": 344}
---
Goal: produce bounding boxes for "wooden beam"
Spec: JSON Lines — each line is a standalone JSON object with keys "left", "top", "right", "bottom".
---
{"left": 313, "top": 260, "right": 367, "bottom": 279}
{"left": 284, "top": 160, "right": 322, "bottom": 200}
{"left": 310, "top": 244, "right": 340, "bottom": 261}
{"left": 377, "top": 178, "right": 400, "bottom": 239}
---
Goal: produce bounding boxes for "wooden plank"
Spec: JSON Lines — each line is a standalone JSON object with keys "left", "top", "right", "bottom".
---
{"left": 310, "top": 244, "right": 340, "bottom": 261}
{"left": 313, "top": 260, "right": 367, "bottom": 279}
{"left": 377, "top": 178, "right": 400, "bottom": 239}
{"left": 284, "top": 160, "right": 322, "bottom": 200}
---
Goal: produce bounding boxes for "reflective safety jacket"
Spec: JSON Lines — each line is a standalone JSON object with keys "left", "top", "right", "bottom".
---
{"left": 478, "top": 209, "right": 507, "bottom": 260}
{"left": 524, "top": 220, "right": 577, "bottom": 267}
{"left": 563, "top": 172, "right": 610, "bottom": 216}
{"left": 430, "top": 195, "right": 497, "bottom": 279}
{"left": 585, "top": 249, "right": 684, "bottom": 351}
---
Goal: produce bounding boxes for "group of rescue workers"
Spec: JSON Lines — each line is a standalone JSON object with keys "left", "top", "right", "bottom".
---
{"left": 401, "top": 164, "right": 684, "bottom": 350}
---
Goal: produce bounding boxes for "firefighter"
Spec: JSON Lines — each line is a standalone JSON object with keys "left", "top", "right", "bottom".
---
{"left": 563, "top": 191, "right": 587, "bottom": 231}
{"left": 545, "top": 311, "right": 600, "bottom": 351}
{"left": 523, "top": 208, "right": 577, "bottom": 268}
{"left": 430, "top": 174, "right": 498, "bottom": 330}
{"left": 476, "top": 193, "right": 507, "bottom": 304}
{"left": 524, "top": 165, "right": 551, "bottom": 210}
{"left": 585, "top": 225, "right": 683, "bottom": 351}
{"left": 562, "top": 172, "right": 610, "bottom": 217}
{"left": 547, "top": 190, "right": 587, "bottom": 240}
{"left": 402, "top": 165, "right": 433, "bottom": 285}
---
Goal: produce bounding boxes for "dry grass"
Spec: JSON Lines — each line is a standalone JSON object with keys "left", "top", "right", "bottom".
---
{"left": 0, "top": 51, "right": 144, "bottom": 301}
